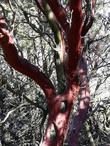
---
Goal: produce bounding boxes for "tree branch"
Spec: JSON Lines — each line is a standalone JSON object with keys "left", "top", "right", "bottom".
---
{"left": 81, "top": 0, "right": 95, "bottom": 36}
{"left": 35, "top": 0, "right": 61, "bottom": 45}
{"left": 68, "top": 57, "right": 90, "bottom": 146}
{"left": 67, "top": 0, "right": 83, "bottom": 84}
{"left": 35, "top": 0, "right": 46, "bottom": 15}
{"left": 0, "top": 103, "right": 29, "bottom": 124}
{"left": 0, "top": 17, "right": 56, "bottom": 99}
{"left": 47, "top": 0, "right": 69, "bottom": 33}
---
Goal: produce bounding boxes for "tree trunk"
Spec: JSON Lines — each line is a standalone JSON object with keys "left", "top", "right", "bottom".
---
{"left": 0, "top": 0, "right": 95, "bottom": 145}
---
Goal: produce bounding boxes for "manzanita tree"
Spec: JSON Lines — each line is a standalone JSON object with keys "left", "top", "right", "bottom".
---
{"left": 0, "top": 0, "right": 95, "bottom": 146}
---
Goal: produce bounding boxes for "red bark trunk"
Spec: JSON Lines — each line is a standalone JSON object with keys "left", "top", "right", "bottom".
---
{"left": 0, "top": 0, "right": 95, "bottom": 145}
{"left": 68, "top": 57, "right": 90, "bottom": 146}
{"left": 40, "top": 88, "right": 79, "bottom": 146}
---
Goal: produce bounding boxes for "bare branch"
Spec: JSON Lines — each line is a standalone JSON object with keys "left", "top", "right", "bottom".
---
{"left": 0, "top": 17, "right": 56, "bottom": 99}
{"left": 66, "top": 0, "right": 83, "bottom": 84}
{"left": 47, "top": 0, "right": 69, "bottom": 33}
{"left": 0, "top": 103, "right": 29, "bottom": 124}
{"left": 81, "top": 0, "right": 95, "bottom": 36}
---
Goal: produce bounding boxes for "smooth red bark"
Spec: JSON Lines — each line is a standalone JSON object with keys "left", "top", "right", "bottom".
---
{"left": 66, "top": 0, "right": 83, "bottom": 86}
{"left": 0, "top": 0, "right": 95, "bottom": 145}
{"left": 40, "top": 88, "right": 79, "bottom": 146}
{"left": 68, "top": 57, "right": 90, "bottom": 146}
{"left": 0, "top": 18, "right": 55, "bottom": 99}
{"left": 38, "top": 1, "right": 83, "bottom": 145}
{"left": 47, "top": 0, "right": 69, "bottom": 33}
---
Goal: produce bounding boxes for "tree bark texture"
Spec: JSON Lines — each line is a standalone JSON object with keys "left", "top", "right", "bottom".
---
{"left": 0, "top": 0, "right": 95, "bottom": 145}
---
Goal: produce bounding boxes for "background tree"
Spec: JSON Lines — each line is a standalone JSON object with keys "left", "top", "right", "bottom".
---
{"left": 0, "top": 0, "right": 110, "bottom": 146}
